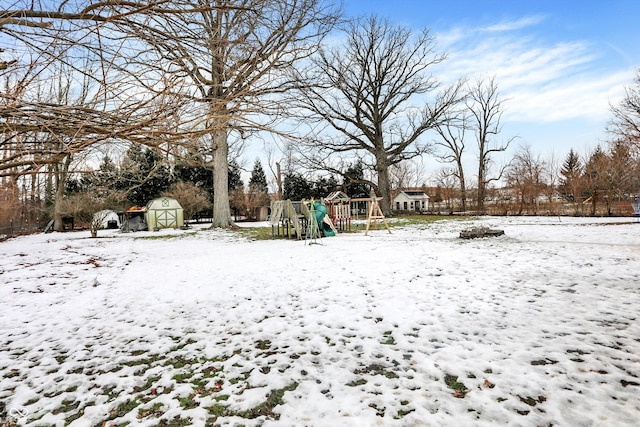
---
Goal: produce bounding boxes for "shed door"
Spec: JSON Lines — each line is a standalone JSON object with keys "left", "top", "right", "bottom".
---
{"left": 156, "top": 209, "right": 178, "bottom": 228}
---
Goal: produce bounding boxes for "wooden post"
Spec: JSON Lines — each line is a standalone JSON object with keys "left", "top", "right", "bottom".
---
{"left": 365, "top": 195, "right": 391, "bottom": 236}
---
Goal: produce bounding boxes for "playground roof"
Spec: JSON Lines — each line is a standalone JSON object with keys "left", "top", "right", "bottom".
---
{"left": 325, "top": 191, "right": 350, "bottom": 201}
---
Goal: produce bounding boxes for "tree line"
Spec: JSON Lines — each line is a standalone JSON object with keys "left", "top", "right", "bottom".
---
{"left": 1, "top": 1, "right": 640, "bottom": 234}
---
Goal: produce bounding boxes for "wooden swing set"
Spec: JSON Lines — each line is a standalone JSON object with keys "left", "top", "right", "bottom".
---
{"left": 365, "top": 195, "right": 391, "bottom": 236}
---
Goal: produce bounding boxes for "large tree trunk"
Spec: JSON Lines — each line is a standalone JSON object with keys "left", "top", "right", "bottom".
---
{"left": 457, "top": 158, "right": 467, "bottom": 212}
{"left": 53, "top": 156, "right": 72, "bottom": 231}
{"left": 211, "top": 129, "right": 231, "bottom": 227}
{"left": 477, "top": 160, "right": 486, "bottom": 213}
{"left": 375, "top": 155, "right": 393, "bottom": 216}
{"left": 53, "top": 185, "right": 64, "bottom": 232}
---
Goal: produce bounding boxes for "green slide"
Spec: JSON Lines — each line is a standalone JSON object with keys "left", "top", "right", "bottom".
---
{"left": 312, "top": 201, "right": 335, "bottom": 237}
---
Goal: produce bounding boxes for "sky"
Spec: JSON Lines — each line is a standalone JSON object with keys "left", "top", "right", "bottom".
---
{"left": 339, "top": 0, "right": 640, "bottom": 177}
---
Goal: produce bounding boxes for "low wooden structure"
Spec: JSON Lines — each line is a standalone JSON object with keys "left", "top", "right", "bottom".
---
{"left": 459, "top": 226, "right": 504, "bottom": 239}
{"left": 269, "top": 200, "right": 307, "bottom": 239}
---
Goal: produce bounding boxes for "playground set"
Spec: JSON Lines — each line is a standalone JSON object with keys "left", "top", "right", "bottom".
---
{"left": 269, "top": 192, "right": 390, "bottom": 241}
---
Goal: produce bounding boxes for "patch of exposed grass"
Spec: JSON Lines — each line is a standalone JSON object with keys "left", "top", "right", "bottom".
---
{"left": 172, "top": 372, "right": 194, "bottom": 383}
{"left": 3, "top": 370, "right": 19, "bottom": 378}
{"left": 236, "top": 383, "right": 298, "bottom": 419}
{"left": 346, "top": 378, "right": 368, "bottom": 387}
{"left": 206, "top": 383, "right": 298, "bottom": 420}
{"left": 394, "top": 407, "right": 415, "bottom": 419}
{"left": 52, "top": 399, "right": 80, "bottom": 415}
{"left": 134, "top": 375, "right": 161, "bottom": 393}
{"left": 157, "top": 416, "right": 192, "bottom": 427}
{"left": 134, "top": 232, "right": 196, "bottom": 241}
{"left": 380, "top": 331, "right": 396, "bottom": 345}
{"left": 106, "top": 398, "right": 141, "bottom": 421}
{"left": 389, "top": 215, "right": 474, "bottom": 229}
{"left": 170, "top": 338, "right": 197, "bottom": 352}
{"left": 164, "top": 355, "right": 197, "bottom": 369}
{"left": 354, "top": 363, "right": 399, "bottom": 379}
{"left": 178, "top": 394, "right": 199, "bottom": 410}
{"left": 137, "top": 402, "right": 165, "bottom": 419}
{"left": 235, "top": 226, "right": 277, "bottom": 241}
{"left": 444, "top": 374, "right": 469, "bottom": 398}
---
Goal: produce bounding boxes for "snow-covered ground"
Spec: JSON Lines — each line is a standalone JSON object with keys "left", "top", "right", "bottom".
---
{"left": 1, "top": 216, "right": 639, "bottom": 427}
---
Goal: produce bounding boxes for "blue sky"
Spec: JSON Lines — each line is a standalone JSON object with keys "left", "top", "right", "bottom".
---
{"left": 342, "top": 0, "right": 640, "bottom": 173}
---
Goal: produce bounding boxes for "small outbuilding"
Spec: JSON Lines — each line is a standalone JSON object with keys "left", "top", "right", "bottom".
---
{"left": 394, "top": 190, "right": 430, "bottom": 213}
{"left": 93, "top": 209, "right": 120, "bottom": 229}
{"left": 145, "top": 197, "right": 184, "bottom": 231}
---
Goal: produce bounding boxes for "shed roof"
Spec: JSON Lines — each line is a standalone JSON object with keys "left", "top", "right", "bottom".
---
{"left": 146, "top": 197, "right": 183, "bottom": 210}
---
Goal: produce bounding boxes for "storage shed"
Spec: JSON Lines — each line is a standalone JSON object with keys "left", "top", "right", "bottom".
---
{"left": 145, "top": 197, "right": 184, "bottom": 231}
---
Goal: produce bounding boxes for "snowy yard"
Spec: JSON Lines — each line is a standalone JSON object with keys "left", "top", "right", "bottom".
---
{"left": 1, "top": 216, "right": 639, "bottom": 427}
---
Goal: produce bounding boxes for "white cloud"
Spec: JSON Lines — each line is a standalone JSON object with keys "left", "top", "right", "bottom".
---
{"left": 435, "top": 19, "right": 634, "bottom": 124}
{"left": 480, "top": 15, "right": 547, "bottom": 33}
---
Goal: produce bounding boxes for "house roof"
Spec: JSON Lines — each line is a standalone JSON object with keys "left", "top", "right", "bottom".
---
{"left": 397, "top": 190, "right": 430, "bottom": 199}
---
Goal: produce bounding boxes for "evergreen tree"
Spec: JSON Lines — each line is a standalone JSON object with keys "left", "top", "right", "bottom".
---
{"left": 119, "top": 145, "right": 173, "bottom": 206}
{"left": 343, "top": 161, "right": 370, "bottom": 198}
{"left": 174, "top": 163, "right": 214, "bottom": 202}
{"left": 249, "top": 159, "right": 269, "bottom": 193}
{"left": 314, "top": 175, "right": 339, "bottom": 197}
{"left": 284, "top": 173, "right": 314, "bottom": 200}
{"left": 247, "top": 159, "right": 270, "bottom": 214}
{"left": 559, "top": 149, "right": 583, "bottom": 202}
{"left": 228, "top": 160, "right": 246, "bottom": 218}
{"left": 228, "top": 160, "right": 244, "bottom": 192}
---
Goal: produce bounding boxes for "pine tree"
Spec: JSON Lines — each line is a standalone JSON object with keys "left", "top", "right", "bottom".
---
{"left": 119, "top": 145, "right": 172, "bottom": 206}
{"left": 228, "top": 161, "right": 244, "bottom": 192}
{"left": 313, "top": 175, "right": 339, "bottom": 197}
{"left": 247, "top": 159, "right": 270, "bottom": 215}
{"left": 559, "top": 149, "right": 583, "bottom": 202}
{"left": 284, "top": 173, "right": 314, "bottom": 200}
{"left": 249, "top": 159, "right": 268, "bottom": 194}
{"left": 343, "top": 161, "right": 370, "bottom": 198}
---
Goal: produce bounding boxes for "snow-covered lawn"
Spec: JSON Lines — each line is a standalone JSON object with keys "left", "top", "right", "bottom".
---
{"left": 1, "top": 216, "right": 639, "bottom": 427}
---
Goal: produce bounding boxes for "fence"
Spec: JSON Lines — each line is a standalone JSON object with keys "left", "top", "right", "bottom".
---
{"left": 0, "top": 220, "right": 41, "bottom": 240}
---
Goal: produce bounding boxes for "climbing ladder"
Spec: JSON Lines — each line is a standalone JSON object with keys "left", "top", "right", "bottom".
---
{"left": 305, "top": 200, "right": 322, "bottom": 245}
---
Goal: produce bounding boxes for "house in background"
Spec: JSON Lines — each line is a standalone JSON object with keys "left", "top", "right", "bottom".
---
{"left": 394, "top": 190, "right": 430, "bottom": 213}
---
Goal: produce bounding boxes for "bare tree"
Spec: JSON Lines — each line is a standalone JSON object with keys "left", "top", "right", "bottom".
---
{"left": 543, "top": 151, "right": 560, "bottom": 214}
{"left": 583, "top": 145, "right": 610, "bottom": 216}
{"left": 293, "top": 15, "right": 464, "bottom": 215}
{"left": 505, "top": 144, "right": 546, "bottom": 215}
{"left": 609, "top": 69, "right": 640, "bottom": 148}
{"left": 1, "top": 3, "right": 184, "bottom": 231}
{"left": 434, "top": 168, "right": 459, "bottom": 213}
{"left": 100, "top": 0, "right": 340, "bottom": 227}
{"left": 434, "top": 112, "right": 469, "bottom": 211}
{"left": 467, "top": 77, "right": 516, "bottom": 212}
{"left": 2, "top": 0, "right": 340, "bottom": 228}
